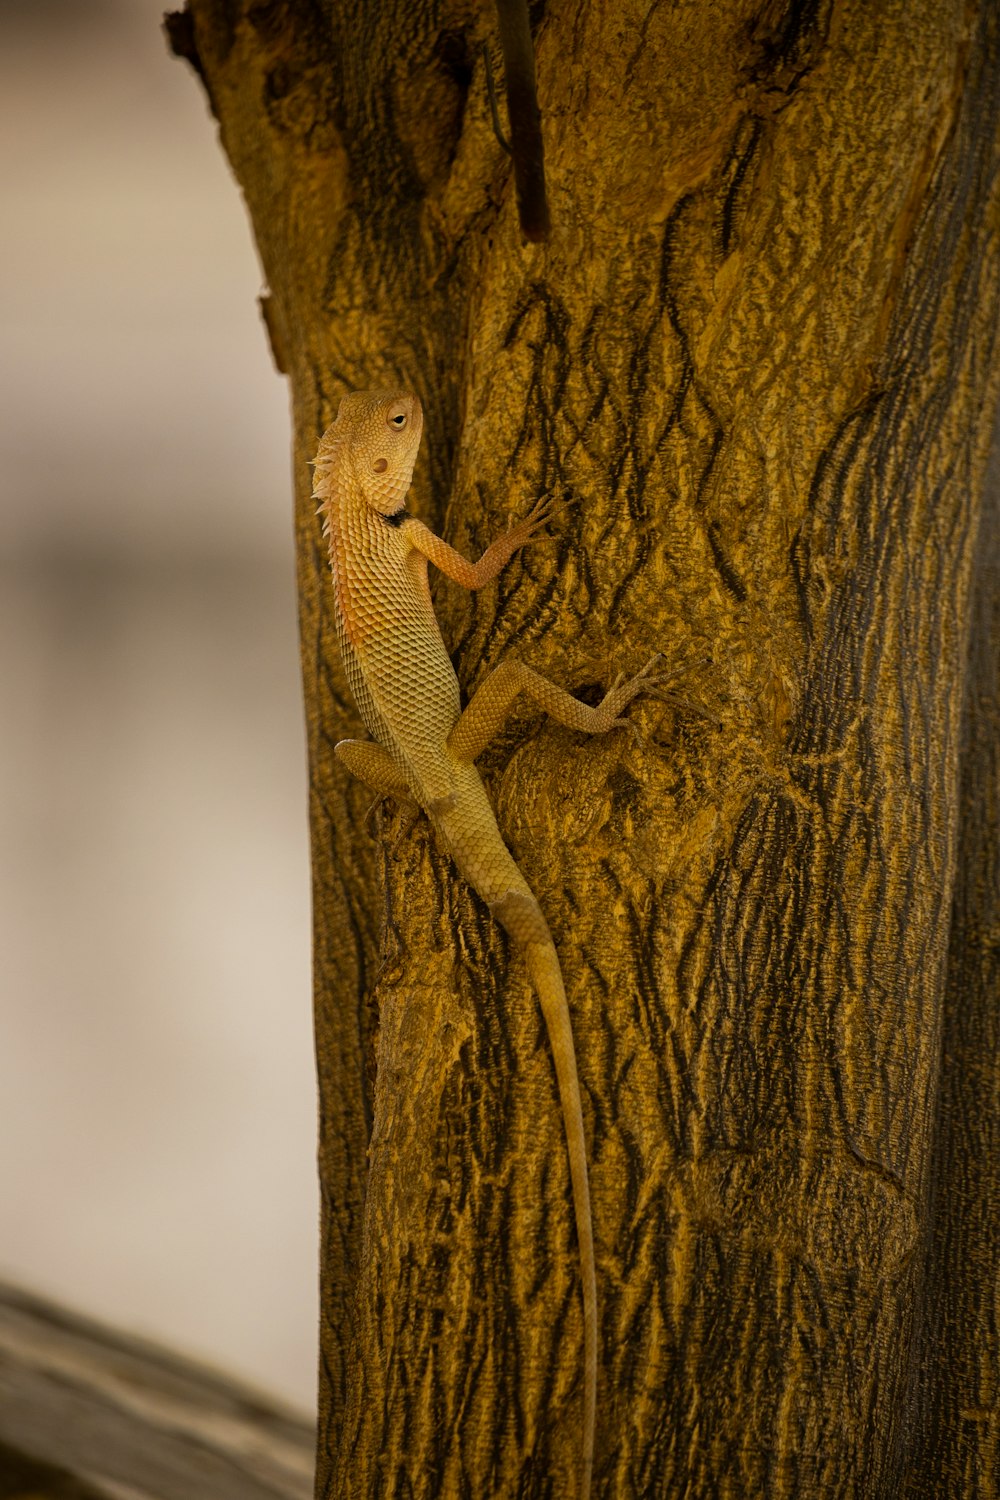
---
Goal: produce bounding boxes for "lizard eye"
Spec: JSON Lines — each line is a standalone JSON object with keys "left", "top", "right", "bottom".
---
{"left": 387, "top": 408, "right": 407, "bottom": 429}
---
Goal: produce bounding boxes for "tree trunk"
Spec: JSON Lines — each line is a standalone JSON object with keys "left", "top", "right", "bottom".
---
{"left": 170, "top": 1, "right": 1000, "bottom": 1494}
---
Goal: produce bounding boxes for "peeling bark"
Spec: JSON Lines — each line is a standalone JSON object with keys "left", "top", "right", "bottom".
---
{"left": 171, "top": 1, "right": 1000, "bottom": 1494}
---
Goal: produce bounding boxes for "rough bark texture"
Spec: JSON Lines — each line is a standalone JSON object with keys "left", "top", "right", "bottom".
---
{"left": 904, "top": 431, "right": 1000, "bottom": 1497}
{"left": 173, "top": 1, "right": 1000, "bottom": 1495}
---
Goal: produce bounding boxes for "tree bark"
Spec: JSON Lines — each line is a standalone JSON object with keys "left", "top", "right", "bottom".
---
{"left": 171, "top": 1, "right": 1000, "bottom": 1494}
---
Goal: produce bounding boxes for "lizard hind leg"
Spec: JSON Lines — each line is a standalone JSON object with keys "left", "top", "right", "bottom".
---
{"left": 334, "top": 739, "right": 413, "bottom": 800}
{"left": 447, "top": 655, "right": 662, "bottom": 765}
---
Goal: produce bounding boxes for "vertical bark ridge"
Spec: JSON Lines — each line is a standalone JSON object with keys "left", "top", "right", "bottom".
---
{"left": 903, "top": 422, "right": 1000, "bottom": 1496}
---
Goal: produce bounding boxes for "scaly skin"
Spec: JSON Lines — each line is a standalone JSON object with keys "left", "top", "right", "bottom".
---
{"left": 314, "top": 388, "right": 660, "bottom": 1498}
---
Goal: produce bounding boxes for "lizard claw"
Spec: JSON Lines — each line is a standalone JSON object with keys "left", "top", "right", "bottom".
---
{"left": 649, "top": 687, "right": 723, "bottom": 726}
{"left": 505, "top": 491, "right": 576, "bottom": 551}
{"left": 364, "top": 795, "right": 384, "bottom": 837}
{"left": 615, "top": 716, "right": 646, "bottom": 750}
{"left": 594, "top": 651, "right": 686, "bottom": 735}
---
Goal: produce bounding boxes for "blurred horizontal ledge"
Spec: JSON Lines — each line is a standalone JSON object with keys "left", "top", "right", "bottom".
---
{"left": 0, "top": 1282, "right": 314, "bottom": 1500}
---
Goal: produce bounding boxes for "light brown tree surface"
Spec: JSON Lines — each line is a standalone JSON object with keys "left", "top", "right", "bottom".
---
{"left": 171, "top": 1, "right": 1000, "bottom": 1495}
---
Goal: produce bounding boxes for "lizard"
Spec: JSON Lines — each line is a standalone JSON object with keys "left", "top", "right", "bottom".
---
{"left": 313, "top": 387, "right": 662, "bottom": 1499}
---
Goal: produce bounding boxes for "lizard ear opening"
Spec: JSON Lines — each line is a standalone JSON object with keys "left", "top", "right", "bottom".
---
{"left": 373, "top": 458, "right": 389, "bottom": 474}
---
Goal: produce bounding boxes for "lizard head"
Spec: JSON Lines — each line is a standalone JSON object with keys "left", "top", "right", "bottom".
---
{"left": 313, "top": 389, "right": 423, "bottom": 517}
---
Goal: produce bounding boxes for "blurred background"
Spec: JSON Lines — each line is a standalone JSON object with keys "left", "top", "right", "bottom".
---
{"left": 0, "top": 0, "right": 316, "bottom": 1414}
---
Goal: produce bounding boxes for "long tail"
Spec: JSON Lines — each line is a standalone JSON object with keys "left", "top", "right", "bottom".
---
{"left": 435, "top": 783, "right": 597, "bottom": 1495}
{"left": 522, "top": 935, "right": 597, "bottom": 1500}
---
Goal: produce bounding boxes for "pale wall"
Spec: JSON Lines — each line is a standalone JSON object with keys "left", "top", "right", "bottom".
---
{"left": 0, "top": 0, "right": 317, "bottom": 1414}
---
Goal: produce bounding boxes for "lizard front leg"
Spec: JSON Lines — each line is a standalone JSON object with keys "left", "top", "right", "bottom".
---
{"left": 447, "top": 654, "right": 662, "bottom": 764}
{"left": 403, "top": 493, "right": 563, "bottom": 589}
